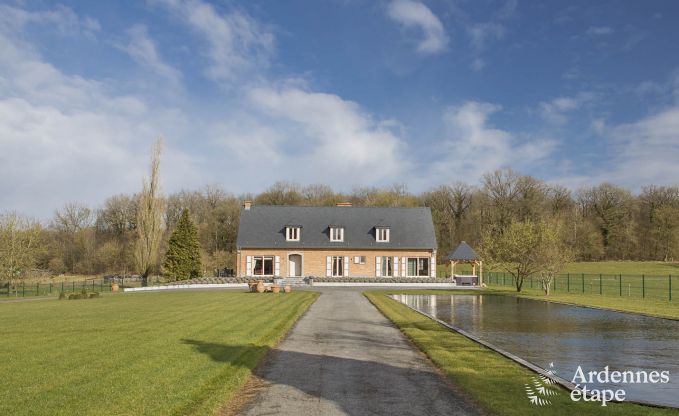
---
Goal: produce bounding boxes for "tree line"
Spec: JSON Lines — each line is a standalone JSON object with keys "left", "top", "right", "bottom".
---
{"left": 2, "top": 160, "right": 678, "bottom": 285}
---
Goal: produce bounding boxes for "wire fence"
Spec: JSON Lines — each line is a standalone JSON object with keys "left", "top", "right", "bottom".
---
{"left": 485, "top": 271, "right": 676, "bottom": 301}
{"left": 0, "top": 278, "right": 142, "bottom": 298}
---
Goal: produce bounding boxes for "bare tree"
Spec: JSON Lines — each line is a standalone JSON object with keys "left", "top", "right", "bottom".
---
{"left": 135, "top": 139, "right": 164, "bottom": 285}
{"left": 0, "top": 212, "right": 42, "bottom": 295}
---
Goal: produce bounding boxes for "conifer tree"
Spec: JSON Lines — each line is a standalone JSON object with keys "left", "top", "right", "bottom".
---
{"left": 163, "top": 209, "right": 201, "bottom": 280}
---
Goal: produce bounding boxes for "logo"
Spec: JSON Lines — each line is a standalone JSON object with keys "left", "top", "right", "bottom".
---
{"left": 525, "top": 363, "right": 559, "bottom": 406}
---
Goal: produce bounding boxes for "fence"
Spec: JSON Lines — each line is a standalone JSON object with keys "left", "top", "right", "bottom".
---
{"left": 0, "top": 278, "right": 142, "bottom": 298}
{"left": 485, "top": 271, "right": 677, "bottom": 301}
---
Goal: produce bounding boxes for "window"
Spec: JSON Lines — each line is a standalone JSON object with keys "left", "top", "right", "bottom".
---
{"left": 406, "top": 257, "right": 429, "bottom": 277}
{"left": 354, "top": 256, "right": 366, "bottom": 264}
{"left": 381, "top": 256, "right": 393, "bottom": 277}
{"left": 253, "top": 256, "right": 274, "bottom": 276}
{"left": 332, "top": 256, "right": 344, "bottom": 277}
{"left": 330, "top": 227, "right": 344, "bottom": 242}
{"left": 286, "top": 226, "right": 300, "bottom": 241}
{"left": 376, "top": 227, "right": 390, "bottom": 242}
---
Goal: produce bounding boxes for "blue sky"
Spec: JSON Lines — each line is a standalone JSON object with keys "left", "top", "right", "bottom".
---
{"left": 1, "top": 0, "right": 679, "bottom": 217}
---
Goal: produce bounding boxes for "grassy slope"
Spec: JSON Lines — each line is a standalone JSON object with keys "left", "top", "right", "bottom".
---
{"left": 366, "top": 291, "right": 679, "bottom": 416}
{"left": 491, "top": 286, "right": 679, "bottom": 320}
{"left": 0, "top": 290, "right": 317, "bottom": 416}
{"left": 438, "top": 261, "right": 679, "bottom": 278}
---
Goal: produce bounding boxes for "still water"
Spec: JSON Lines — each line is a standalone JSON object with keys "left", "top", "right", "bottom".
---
{"left": 391, "top": 294, "right": 679, "bottom": 408}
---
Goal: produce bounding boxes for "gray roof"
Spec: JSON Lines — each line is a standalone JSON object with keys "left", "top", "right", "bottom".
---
{"left": 447, "top": 241, "right": 480, "bottom": 261}
{"left": 237, "top": 205, "right": 437, "bottom": 250}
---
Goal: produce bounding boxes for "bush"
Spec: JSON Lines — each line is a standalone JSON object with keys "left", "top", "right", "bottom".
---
{"left": 58, "top": 291, "right": 66, "bottom": 300}
{"left": 89, "top": 292, "right": 100, "bottom": 298}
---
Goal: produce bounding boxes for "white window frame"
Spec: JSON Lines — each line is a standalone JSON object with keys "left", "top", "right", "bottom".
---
{"left": 286, "top": 226, "right": 301, "bottom": 241}
{"left": 406, "top": 257, "right": 430, "bottom": 277}
{"left": 354, "top": 256, "right": 366, "bottom": 264}
{"left": 376, "top": 227, "right": 390, "bottom": 242}
{"left": 253, "top": 256, "right": 275, "bottom": 276}
{"left": 381, "top": 256, "right": 393, "bottom": 277}
{"left": 330, "top": 227, "right": 344, "bottom": 242}
{"left": 331, "top": 256, "right": 344, "bottom": 277}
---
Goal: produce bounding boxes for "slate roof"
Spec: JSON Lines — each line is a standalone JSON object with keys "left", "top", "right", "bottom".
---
{"left": 447, "top": 241, "right": 480, "bottom": 261}
{"left": 237, "top": 205, "right": 437, "bottom": 250}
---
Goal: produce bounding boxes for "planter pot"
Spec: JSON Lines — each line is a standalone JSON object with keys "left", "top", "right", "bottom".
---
{"left": 272, "top": 285, "right": 280, "bottom": 294}
{"left": 256, "top": 281, "right": 265, "bottom": 293}
{"left": 284, "top": 285, "right": 291, "bottom": 293}
{"left": 111, "top": 283, "right": 119, "bottom": 292}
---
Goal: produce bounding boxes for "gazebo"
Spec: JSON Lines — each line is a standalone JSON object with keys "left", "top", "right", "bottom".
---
{"left": 447, "top": 241, "right": 483, "bottom": 286}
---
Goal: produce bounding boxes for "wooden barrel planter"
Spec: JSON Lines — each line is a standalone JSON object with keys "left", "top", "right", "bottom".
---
{"left": 272, "top": 284, "right": 281, "bottom": 294}
{"left": 111, "top": 283, "right": 119, "bottom": 292}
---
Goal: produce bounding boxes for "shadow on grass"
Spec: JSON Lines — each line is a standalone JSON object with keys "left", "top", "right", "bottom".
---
{"left": 181, "top": 339, "right": 479, "bottom": 416}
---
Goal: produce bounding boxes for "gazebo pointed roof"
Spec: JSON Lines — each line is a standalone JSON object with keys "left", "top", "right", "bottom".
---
{"left": 447, "top": 241, "right": 480, "bottom": 261}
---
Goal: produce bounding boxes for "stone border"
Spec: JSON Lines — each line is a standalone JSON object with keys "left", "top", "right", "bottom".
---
{"left": 314, "top": 282, "right": 471, "bottom": 288}
{"left": 124, "top": 283, "right": 248, "bottom": 292}
{"left": 388, "top": 294, "right": 673, "bottom": 409}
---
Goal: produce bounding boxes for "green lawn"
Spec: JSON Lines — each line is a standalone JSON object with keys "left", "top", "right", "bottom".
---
{"left": 439, "top": 260, "right": 679, "bottom": 277}
{"left": 366, "top": 291, "right": 679, "bottom": 416}
{"left": 0, "top": 290, "right": 317, "bottom": 416}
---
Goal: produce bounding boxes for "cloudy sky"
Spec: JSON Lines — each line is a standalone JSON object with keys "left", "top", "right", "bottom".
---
{"left": 1, "top": 0, "right": 679, "bottom": 218}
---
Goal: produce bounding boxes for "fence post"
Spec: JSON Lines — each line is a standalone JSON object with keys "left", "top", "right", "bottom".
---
{"left": 22, "top": 282, "right": 25, "bottom": 297}
{"left": 61, "top": 281, "right": 64, "bottom": 294}
{"left": 599, "top": 274, "right": 602, "bottom": 295}
{"left": 72, "top": 281, "right": 75, "bottom": 292}
{"left": 49, "top": 282, "right": 52, "bottom": 295}
{"left": 619, "top": 275, "right": 622, "bottom": 297}
{"left": 567, "top": 274, "right": 570, "bottom": 293}
{"left": 36, "top": 282, "right": 39, "bottom": 296}
{"left": 670, "top": 275, "right": 672, "bottom": 301}
{"left": 642, "top": 275, "right": 645, "bottom": 298}
{"left": 582, "top": 273, "right": 585, "bottom": 293}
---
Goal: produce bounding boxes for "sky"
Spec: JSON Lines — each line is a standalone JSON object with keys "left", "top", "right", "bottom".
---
{"left": 1, "top": 0, "right": 679, "bottom": 218}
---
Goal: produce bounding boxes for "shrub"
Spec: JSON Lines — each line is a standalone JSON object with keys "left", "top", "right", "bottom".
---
{"left": 89, "top": 292, "right": 100, "bottom": 298}
{"left": 58, "top": 291, "right": 66, "bottom": 300}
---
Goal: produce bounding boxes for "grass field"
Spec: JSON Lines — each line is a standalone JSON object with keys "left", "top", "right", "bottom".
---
{"left": 0, "top": 290, "right": 317, "bottom": 416}
{"left": 438, "top": 260, "right": 679, "bottom": 277}
{"left": 366, "top": 291, "right": 679, "bottom": 416}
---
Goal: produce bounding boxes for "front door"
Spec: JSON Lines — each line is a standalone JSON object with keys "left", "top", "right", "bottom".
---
{"left": 288, "top": 254, "right": 302, "bottom": 277}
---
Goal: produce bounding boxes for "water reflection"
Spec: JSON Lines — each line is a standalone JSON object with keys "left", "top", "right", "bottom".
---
{"left": 392, "top": 294, "right": 679, "bottom": 408}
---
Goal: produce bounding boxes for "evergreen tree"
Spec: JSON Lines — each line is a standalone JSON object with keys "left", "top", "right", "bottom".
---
{"left": 163, "top": 209, "right": 201, "bottom": 280}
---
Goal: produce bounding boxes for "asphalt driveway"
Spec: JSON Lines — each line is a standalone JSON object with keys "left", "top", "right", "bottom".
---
{"left": 238, "top": 288, "right": 481, "bottom": 416}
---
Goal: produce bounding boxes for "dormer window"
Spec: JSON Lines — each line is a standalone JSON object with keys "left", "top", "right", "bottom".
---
{"left": 330, "top": 227, "right": 344, "bottom": 242}
{"left": 376, "top": 226, "right": 390, "bottom": 242}
{"left": 286, "top": 226, "right": 301, "bottom": 241}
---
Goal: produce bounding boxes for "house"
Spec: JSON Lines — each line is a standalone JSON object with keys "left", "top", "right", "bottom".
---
{"left": 235, "top": 201, "right": 438, "bottom": 278}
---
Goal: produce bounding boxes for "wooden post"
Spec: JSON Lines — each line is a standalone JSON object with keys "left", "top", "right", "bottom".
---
{"left": 479, "top": 261, "right": 483, "bottom": 286}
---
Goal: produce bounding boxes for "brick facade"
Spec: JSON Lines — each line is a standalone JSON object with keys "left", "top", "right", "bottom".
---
{"left": 237, "top": 248, "right": 437, "bottom": 278}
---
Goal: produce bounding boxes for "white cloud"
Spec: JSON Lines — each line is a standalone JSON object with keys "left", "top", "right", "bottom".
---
{"left": 0, "top": 13, "right": 203, "bottom": 218}
{"left": 114, "top": 25, "right": 182, "bottom": 85}
{"left": 387, "top": 0, "right": 448, "bottom": 54}
{"left": 586, "top": 26, "right": 613, "bottom": 36}
{"left": 245, "top": 85, "right": 408, "bottom": 185}
{"left": 538, "top": 92, "right": 595, "bottom": 124}
{"left": 467, "top": 22, "right": 504, "bottom": 51}
{"left": 428, "top": 102, "right": 556, "bottom": 181}
{"left": 152, "top": 0, "right": 274, "bottom": 83}
{"left": 0, "top": 4, "right": 100, "bottom": 37}
{"left": 603, "top": 105, "right": 679, "bottom": 187}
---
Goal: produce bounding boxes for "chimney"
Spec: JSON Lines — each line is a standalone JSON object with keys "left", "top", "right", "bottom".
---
{"left": 243, "top": 200, "right": 252, "bottom": 210}
{"left": 336, "top": 202, "right": 352, "bottom": 207}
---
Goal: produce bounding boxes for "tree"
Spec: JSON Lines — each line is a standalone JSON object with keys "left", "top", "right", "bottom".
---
{"left": 135, "top": 139, "right": 164, "bottom": 285}
{"left": 535, "top": 221, "right": 574, "bottom": 295}
{"left": 163, "top": 209, "right": 201, "bottom": 280}
{"left": 0, "top": 213, "right": 42, "bottom": 295}
{"left": 481, "top": 220, "right": 544, "bottom": 292}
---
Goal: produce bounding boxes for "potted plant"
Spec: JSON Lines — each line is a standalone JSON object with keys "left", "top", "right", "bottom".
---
{"left": 284, "top": 284, "right": 291, "bottom": 293}
{"left": 272, "top": 284, "right": 280, "bottom": 294}
{"left": 256, "top": 280, "right": 265, "bottom": 293}
{"left": 111, "top": 282, "right": 119, "bottom": 292}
